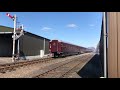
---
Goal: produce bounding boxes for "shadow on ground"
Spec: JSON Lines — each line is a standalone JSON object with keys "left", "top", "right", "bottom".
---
{"left": 78, "top": 54, "right": 104, "bottom": 78}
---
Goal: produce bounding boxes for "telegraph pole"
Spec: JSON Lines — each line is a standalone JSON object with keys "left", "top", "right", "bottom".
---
{"left": 12, "top": 14, "right": 16, "bottom": 62}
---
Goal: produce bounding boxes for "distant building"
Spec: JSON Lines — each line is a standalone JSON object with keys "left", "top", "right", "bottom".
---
{"left": 0, "top": 25, "right": 50, "bottom": 59}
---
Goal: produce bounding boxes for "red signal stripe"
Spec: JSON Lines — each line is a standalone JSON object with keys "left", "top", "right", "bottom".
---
{"left": 6, "top": 13, "right": 14, "bottom": 19}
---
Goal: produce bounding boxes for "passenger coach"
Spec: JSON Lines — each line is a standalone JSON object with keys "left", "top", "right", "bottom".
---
{"left": 49, "top": 40, "right": 87, "bottom": 57}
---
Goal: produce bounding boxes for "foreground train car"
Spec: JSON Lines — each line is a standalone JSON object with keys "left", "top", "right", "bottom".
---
{"left": 49, "top": 40, "right": 87, "bottom": 57}
{"left": 106, "top": 12, "right": 120, "bottom": 78}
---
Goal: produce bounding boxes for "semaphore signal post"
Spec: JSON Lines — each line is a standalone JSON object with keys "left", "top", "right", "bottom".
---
{"left": 6, "top": 13, "right": 24, "bottom": 62}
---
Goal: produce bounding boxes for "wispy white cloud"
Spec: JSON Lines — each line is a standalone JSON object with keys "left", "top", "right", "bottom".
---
{"left": 67, "top": 24, "right": 78, "bottom": 28}
{"left": 41, "top": 27, "right": 52, "bottom": 32}
{"left": 89, "top": 24, "right": 95, "bottom": 27}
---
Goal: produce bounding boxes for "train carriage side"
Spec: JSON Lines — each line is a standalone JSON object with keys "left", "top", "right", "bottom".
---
{"left": 61, "top": 42, "right": 81, "bottom": 56}
{"left": 61, "top": 42, "right": 74, "bottom": 56}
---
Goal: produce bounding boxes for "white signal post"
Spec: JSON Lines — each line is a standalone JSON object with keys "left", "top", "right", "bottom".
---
{"left": 17, "top": 24, "right": 24, "bottom": 60}
{"left": 12, "top": 14, "right": 16, "bottom": 62}
{"left": 6, "top": 13, "right": 24, "bottom": 62}
{"left": 17, "top": 39, "right": 20, "bottom": 60}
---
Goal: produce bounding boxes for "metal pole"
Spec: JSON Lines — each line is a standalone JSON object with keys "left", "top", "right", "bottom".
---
{"left": 17, "top": 39, "right": 20, "bottom": 59}
{"left": 12, "top": 14, "right": 16, "bottom": 62}
{"left": 17, "top": 24, "right": 24, "bottom": 60}
{"left": 103, "top": 12, "right": 107, "bottom": 78}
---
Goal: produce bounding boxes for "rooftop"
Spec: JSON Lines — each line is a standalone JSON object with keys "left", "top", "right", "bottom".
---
{"left": 0, "top": 25, "right": 50, "bottom": 41}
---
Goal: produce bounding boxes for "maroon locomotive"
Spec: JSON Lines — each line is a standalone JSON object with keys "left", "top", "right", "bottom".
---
{"left": 49, "top": 40, "right": 87, "bottom": 57}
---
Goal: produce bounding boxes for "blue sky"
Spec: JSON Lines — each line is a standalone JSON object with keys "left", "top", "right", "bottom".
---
{"left": 0, "top": 12, "right": 102, "bottom": 48}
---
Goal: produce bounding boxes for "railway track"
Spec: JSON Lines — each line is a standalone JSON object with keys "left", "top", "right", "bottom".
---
{"left": 60, "top": 54, "right": 94, "bottom": 78}
{"left": 33, "top": 53, "right": 94, "bottom": 78}
{"left": 0, "top": 54, "right": 84, "bottom": 74}
{"left": 0, "top": 57, "right": 54, "bottom": 73}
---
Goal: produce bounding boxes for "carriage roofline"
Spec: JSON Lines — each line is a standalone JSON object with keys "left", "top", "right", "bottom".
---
{"left": 51, "top": 39, "right": 87, "bottom": 49}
